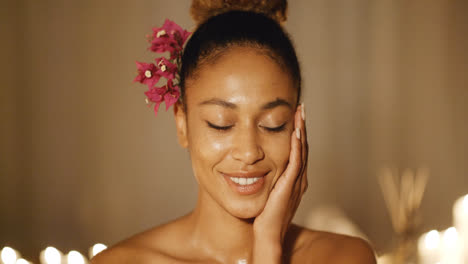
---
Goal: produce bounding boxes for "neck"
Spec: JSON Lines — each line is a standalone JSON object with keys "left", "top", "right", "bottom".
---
{"left": 187, "top": 187, "right": 255, "bottom": 263}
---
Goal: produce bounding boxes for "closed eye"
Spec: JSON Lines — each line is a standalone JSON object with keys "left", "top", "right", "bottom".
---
{"left": 207, "top": 121, "right": 233, "bottom": 131}
{"left": 262, "top": 123, "right": 286, "bottom": 132}
{"left": 207, "top": 121, "right": 286, "bottom": 132}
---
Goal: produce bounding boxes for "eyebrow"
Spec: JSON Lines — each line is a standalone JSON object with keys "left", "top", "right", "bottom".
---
{"left": 261, "top": 98, "right": 293, "bottom": 110}
{"left": 199, "top": 98, "right": 292, "bottom": 110}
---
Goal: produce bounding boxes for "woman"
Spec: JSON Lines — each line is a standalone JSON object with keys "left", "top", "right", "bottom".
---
{"left": 92, "top": 1, "right": 376, "bottom": 263}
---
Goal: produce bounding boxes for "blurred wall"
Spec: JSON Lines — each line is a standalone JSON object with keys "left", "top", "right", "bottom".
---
{"left": 1, "top": 0, "right": 467, "bottom": 261}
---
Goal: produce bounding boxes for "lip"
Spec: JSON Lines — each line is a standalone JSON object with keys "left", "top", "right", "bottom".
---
{"left": 221, "top": 171, "right": 269, "bottom": 195}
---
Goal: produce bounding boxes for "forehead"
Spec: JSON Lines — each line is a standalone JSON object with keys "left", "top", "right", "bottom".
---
{"left": 185, "top": 46, "right": 297, "bottom": 108}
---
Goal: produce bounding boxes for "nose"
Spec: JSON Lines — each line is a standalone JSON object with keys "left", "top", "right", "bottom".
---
{"left": 231, "top": 125, "right": 264, "bottom": 165}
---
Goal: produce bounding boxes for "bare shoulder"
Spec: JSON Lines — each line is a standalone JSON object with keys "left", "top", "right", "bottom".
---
{"left": 90, "top": 244, "right": 170, "bottom": 264}
{"left": 287, "top": 224, "right": 377, "bottom": 264}
{"left": 91, "top": 216, "right": 192, "bottom": 264}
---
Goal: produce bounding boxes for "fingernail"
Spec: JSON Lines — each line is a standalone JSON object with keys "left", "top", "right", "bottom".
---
{"left": 301, "top": 103, "right": 305, "bottom": 121}
{"left": 296, "top": 127, "right": 300, "bottom": 139}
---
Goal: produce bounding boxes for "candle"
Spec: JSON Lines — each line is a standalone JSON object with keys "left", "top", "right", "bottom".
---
{"left": 1, "top": 247, "right": 18, "bottom": 264}
{"left": 39, "top": 247, "right": 62, "bottom": 264}
{"left": 418, "top": 230, "right": 441, "bottom": 264}
{"left": 453, "top": 194, "right": 468, "bottom": 263}
{"left": 88, "top": 244, "right": 107, "bottom": 259}
{"left": 66, "top": 251, "right": 87, "bottom": 264}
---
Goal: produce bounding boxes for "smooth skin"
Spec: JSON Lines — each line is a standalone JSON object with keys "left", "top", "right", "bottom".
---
{"left": 92, "top": 47, "right": 376, "bottom": 264}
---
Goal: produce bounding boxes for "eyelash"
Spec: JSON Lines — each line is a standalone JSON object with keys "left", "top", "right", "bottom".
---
{"left": 206, "top": 122, "right": 286, "bottom": 133}
{"left": 264, "top": 123, "right": 286, "bottom": 132}
{"left": 207, "top": 122, "right": 233, "bottom": 131}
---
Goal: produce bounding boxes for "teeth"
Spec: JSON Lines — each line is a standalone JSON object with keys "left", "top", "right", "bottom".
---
{"left": 239, "top": 178, "right": 247, "bottom": 185}
{"left": 229, "top": 177, "right": 261, "bottom": 185}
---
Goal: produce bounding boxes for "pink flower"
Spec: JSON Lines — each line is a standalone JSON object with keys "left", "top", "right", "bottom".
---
{"left": 149, "top": 19, "right": 191, "bottom": 59}
{"left": 155, "top": 57, "right": 177, "bottom": 80}
{"left": 145, "top": 86, "right": 167, "bottom": 116}
{"left": 149, "top": 36, "right": 178, "bottom": 57}
{"left": 134, "top": 62, "right": 161, "bottom": 89}
{"left": 164, "top": 79, "right": 180, "bottom": 110}
{"left": 136, "top": 19, "right": 188, "bottom": 116}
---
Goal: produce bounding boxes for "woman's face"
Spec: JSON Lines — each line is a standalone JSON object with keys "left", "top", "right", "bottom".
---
{"left": 175, "top": 46, "right": 298, "bottom": 219}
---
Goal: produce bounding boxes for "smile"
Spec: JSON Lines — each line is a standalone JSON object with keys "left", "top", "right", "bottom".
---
{"left": 221, "top": 171, "right": 269, "bottom": 195}
{"left": 229, "top": 177, "right": 261, "bottom": 185}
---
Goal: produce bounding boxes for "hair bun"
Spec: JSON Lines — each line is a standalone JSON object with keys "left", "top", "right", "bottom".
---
{"left": 190, "top": 0, "right": 287, "bottom": 25}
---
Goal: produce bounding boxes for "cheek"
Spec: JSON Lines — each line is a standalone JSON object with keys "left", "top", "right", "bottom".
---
{"left": 187, "top": 121, "right": 230, "bottom": 171}
{"left": 195, "top": 138, "right": 226, "bottom": 160}
{"left": 262, "top": 133, "right": 291, "bottom": 173}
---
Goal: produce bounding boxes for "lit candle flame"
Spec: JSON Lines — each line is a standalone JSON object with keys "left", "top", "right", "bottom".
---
{"left": 67, "top": 250, "right": 85, "bottom": 264}
{"left": 463, "top": 194, "right": 468, "bottom": 212}
{"left": 442, "top": 227, "right": 458, "bottom": 246}
{"left": 425, "top": 230, "right": 440, "bottom": 250}
{"left": 91, "top": 244, "right": 107, "bottom": 258}
{"left": 44, "top": 247, "right": 61, "bottom": 264}
{"left": 1, "top": 247, "right": 18, "bottom": 264}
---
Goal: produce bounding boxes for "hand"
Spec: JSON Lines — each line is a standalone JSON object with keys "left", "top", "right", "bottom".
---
{"left": 252, "top": 103, "right": 308, "bottom": 261}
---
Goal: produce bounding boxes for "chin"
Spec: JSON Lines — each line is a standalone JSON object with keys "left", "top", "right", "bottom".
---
{"left": 225, "top": 196, "right": 268, "bottom": 219}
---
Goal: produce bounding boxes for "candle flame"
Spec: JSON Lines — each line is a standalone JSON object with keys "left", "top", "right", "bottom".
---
{"left": 44, "top": 247, "right": 61, "bottom": 264}
{"left": 91, "top": 243, "right": 107, "bottom": 257}
{"left": 463, "top": 194, "right": 468, "bottom": 212}
{"left": 442, "top": 227, "right": 458, "bottom": 246}
{"left": 425, "top": 230, "right": 440, "bottom": 250}
{"left": 67, "top": 250, "right": 85, "bottom": 264}
{"left": 1, "top": 247, "right": 17, "bottom": 264}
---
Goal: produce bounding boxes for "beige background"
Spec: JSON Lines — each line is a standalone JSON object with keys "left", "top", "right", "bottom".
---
{"left": 1, "top": 0, "right": 467, "bottom": 261}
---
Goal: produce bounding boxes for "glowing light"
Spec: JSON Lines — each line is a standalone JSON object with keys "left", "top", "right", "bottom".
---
{"left": 425, "top": 230, "right": 440, "bottom": 250}
{"left": 442, "top": 227, "right": 458, "bottom": 247}
{"left": 44, "top": 247, "right": 61, "bottom": 264}
{"left": 1, "top": 247, "right": 18, "bottom": 264}
{"left": 67, "top": 250, "right": 85, "bottom": 264}
{"left": 463, "top": 194, "right": 468, "bottom": 212}
{"left": 91, "top": 243, "right": 107, "bottom": 258}
{"left": 16, "top": 259, "right": 30, "bottom": 264}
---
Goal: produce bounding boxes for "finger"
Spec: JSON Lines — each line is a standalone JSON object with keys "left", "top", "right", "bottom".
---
{"left": 293, "top": 105, "right": 304, "bottom": 185}
{"left": 277, "top": 108, "right": 302, "bottom": 191}
{"left": 284, "top": 129, "right": 302, "bottom": 188}
{"left": 301, "top": 164, "right": 308, "bottom": 194}
{"left": 299, "top": 103, "right": 309, "bottom": 193}
{"left": 300, "top": 103, "right": 308, "bottom": 174}
{"left": 292, "top": 106, "right": 303, "bottom": 182}
{"left": 292, "top": 106, "right": 307, "bottom": 196}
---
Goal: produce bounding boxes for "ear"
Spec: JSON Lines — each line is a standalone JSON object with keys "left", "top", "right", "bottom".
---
{"left": 173, "top": 102, "right": 188, "bottom": 148}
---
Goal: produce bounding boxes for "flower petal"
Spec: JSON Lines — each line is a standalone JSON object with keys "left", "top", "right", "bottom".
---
{"left": 134, "top": 62, "right": 162, "bottom": 88}
{"left": 155, "top": 57, "right": 177, "bottom": 79}
{"left": 145, "top": 86, "right": 167, "bottom": 103}
{"left": 153, "top": 101, "right": 163, "bottom": 117}
{"left": 164, "top": 81, "right": 180, "bottom": 111}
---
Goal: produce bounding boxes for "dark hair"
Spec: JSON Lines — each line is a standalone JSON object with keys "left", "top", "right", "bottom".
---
{"left": 179, "top": 10, "right": 301, "bottom": 107}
